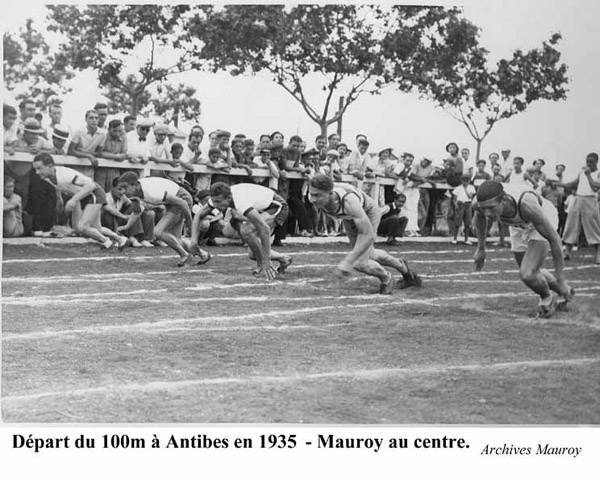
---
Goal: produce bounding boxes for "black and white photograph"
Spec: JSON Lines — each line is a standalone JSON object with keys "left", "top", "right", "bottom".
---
{"left": 2, "top": 0, "right": 599, "bottom": 481}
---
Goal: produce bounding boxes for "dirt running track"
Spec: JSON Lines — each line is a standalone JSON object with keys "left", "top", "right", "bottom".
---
{"left": 2, "top": 241, "right": 599, "bottom": 423}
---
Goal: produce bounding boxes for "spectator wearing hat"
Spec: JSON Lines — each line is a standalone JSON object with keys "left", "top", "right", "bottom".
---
{"left": 14, "top": 117, "right": 53, "bottom": 154}
{"left": 46, "top": 125, "right": 71, "bottom": 155}
{"left": 149, "top": 123, "right": 175, "bottom": 165}
{"left": 4, "top": 104, "right": 20, "bottom": 154}
{"left": 126, "top": 117, "right": 154, "bottom": 163}
{"left": 451, "top": 174, "right": 476, "bottom": 245}
{"left": 10, "top": 117, "right": 53, "bottom": 207}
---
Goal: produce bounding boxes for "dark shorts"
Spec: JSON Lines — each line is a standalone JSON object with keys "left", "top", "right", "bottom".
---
{"left": 80, "top": 186, "right": 107, "bottom": 210}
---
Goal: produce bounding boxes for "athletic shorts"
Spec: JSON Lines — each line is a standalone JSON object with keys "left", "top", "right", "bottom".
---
{"left": 509, "top": 202, "right": 558, "bottom": 252}
{"left": 80, "top": 186, "right": 107, "bottom": 209}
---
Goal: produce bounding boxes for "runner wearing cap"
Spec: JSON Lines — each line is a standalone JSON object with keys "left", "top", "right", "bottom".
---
{"left": 191, "top": 182, "right": 292, "bottom": 280}
{"left": 308, "top": 174, "right": 422, "bottom": 295}
{"left": 472, "top": 180, "right": 574, "bottom": 317}
{"left": 117, "top": 171, "right": 210, "bottom": 266}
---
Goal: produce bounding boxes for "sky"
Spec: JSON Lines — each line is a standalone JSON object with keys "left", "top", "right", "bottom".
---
{"left": 2, "top": 0, "right": 599, "bottom": 178}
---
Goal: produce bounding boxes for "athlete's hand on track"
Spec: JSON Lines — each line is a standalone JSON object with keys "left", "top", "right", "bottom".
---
{"left": 474, "top": 248, "right": 486, "bottom": 271}
{"left": 262, "top": 264, "right": 278, "bottom": 281}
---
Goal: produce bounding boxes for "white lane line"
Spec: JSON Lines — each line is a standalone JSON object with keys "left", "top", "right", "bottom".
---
{"left": 4, "top": 261, "right": 596, "bottom": 285}
{"left": 2, "top": 293, "right": 386, "bottom": 306}
{"left": 421, "top": 265, "right": 600, "bottom": 278}
{"left": 7, "top": 290, "right": 578, "bottom": 341}
{"left": 5, "top": 283, "right": 600, "bottom": 307}
{"left": 3, "top": 297, "right": 462, "bottom": 341}
{"left": 4, "top": 357, "right": 598, "bottom": 404}
{"left": 1, "top": 248, "right": 510, "bottom": 264}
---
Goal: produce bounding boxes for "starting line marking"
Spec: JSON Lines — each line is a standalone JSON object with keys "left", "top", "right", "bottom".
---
{"left": 3, "top": 357, "right": 598, "bottom": 404}
{"left": 8, "top": 289, "right": 598, "bottom": 342}
{"left": 3, "top": 262, "right": 596, "bottom": 285}
{"left": 1, "top": 248, "right": 510, "bottom": 264}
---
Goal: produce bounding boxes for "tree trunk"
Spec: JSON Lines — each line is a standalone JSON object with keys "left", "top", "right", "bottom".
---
{"left": 319, "top": 121, "right": 328, "bottom": 138}
{"left": 130, "top": 93, "right": 139, "bottom": 116}
{"left": 173, "top": 105, "right": 180, "bottom": 128}
{"left": 475, "top": 138, "right": 483, "bottom": 166}
{"left": 336, "top": 96, "right": 344, "bottom": 137}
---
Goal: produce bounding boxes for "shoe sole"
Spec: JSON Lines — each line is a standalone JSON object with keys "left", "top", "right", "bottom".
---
{"left": 277, "top": 257, "right": 293, "bottom": 274}
{"left": 196, "top": 253, "right": 212, "bottom": 265}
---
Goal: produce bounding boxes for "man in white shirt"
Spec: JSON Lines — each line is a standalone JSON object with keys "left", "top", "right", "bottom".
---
{"left": 68, "top": 109, "right": 107, "bottom": 170}
{"left": 191, "top": 182, "right": 292, "bottom": 280}
{"left": 32, "top": 153, "right": 128, "bottom": 249}
{"left": 126, "top": 118, "right": 153, "bottom": 163}
{"left": 117, "top": 171, "right": 208, "bottom": 266}
{"left": 559, "top": 152, "right": 600, "bottom": 263}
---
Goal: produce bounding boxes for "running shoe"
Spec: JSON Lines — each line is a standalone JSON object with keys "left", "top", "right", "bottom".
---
{"left": 536, "top": 294, "right": 558, "bottom": 319}
{"left": 140, "top": 240, "right": 154, "bottom": 248}
{"left": 277, "top": 256, "right": 293, "bottom": 274}
{"left": 557, "top": 287, "right": 575, "bottom": 312}
{"left": 379, "top": 272, "right": 396, "bottom": 295}
{"left": 177, "top": 254, "right": 193, "bottom": 267}
{"left": 196, "top": 251, "right": 212, "bottom": 265}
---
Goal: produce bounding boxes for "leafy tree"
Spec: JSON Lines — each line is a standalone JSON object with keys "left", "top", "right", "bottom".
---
{"left": 415, "top": 32, "right": 569, "bottom": 161}
{"left": 3, "top": 19, "right": 74, "bottom": 108}
{"left": 143, "top": 83, "right": 201, "bottom": 128}
{"left": 45, "top": 4, "right": 196, "bottom": 115}
{"left": 185, "top": 5, "right": 479, "bottom": 137}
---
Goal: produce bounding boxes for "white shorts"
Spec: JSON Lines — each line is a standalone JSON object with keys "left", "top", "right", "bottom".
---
{"left": 509, "top": 201, "right": 558, "bottom": 252}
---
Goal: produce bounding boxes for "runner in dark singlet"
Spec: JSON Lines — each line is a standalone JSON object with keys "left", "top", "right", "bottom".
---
{"left": 308, "top": 174, "right": 421, "bottom": 294}
{"left": 473, "top": 180, "right": 574, "bottom": 318}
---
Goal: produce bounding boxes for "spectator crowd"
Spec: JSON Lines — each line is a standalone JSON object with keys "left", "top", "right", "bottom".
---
{"left": 3, "top": 99, "right": 600, "bottom": 263}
